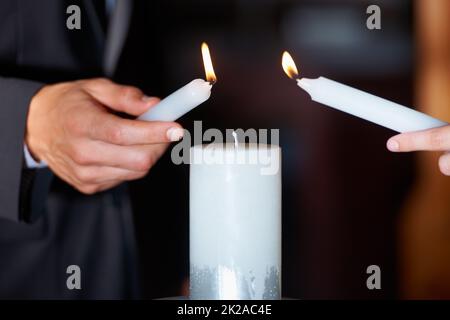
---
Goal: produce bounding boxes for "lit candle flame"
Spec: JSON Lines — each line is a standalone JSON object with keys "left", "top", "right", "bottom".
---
{"left": 201, "top": 42, "right": 217, "bottom": 84}
{"left": 281, "top": 51, "right": 299, "bottom": 79}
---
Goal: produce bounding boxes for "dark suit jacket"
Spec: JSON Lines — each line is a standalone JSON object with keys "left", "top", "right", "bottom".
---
{"left": 0, "top": 0, "right": 140, "bottom": 299}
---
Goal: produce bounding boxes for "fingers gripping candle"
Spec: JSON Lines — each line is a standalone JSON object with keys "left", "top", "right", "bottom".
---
{"left": 138, "top": 43, "right": 217, "bottom": 122}
{"left": 281, "top": 51, "right": 448, "bottom": 133}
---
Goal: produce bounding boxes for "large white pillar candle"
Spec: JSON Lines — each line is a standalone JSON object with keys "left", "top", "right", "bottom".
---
{"left": 282, "top": 52, "right": 448, "bottom": 133}
{"left": 189, "top": 143, "right": 282, "bottom": 300}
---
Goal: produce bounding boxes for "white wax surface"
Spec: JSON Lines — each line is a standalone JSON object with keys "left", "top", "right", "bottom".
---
{"left": 190, "top": 144, "right": 282, "bottom": 299}
{"left": 138, "top": 79, "right": 212, "bottom": 121}
{"left": 298, "top": 77, "right": 447, "bottom": 133}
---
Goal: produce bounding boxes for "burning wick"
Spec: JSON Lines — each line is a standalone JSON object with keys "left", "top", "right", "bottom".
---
{"left": 282, "top": 51, "right": 447, "bottom": 132}
{"left": 138, "top": 43, "right": 217, "bottom": 122}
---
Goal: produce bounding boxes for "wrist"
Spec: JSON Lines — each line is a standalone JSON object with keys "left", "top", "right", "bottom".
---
{"left": 25, "top": 84, "right": 51, "bottom": 163}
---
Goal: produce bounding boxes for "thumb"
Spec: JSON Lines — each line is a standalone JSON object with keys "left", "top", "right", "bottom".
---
{"left": 82, "top": 78, "right": 160, "bottom": 116}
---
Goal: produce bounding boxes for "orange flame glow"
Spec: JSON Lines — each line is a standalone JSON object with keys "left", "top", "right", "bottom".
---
{"left": 281, "top": 51, "right": 299, "bottom": 79}
{"left": 201, "top": 42, "right": 217, "bottom": 84}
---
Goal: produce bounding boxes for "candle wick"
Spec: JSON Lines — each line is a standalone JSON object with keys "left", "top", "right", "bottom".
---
{"left": 232, "top": 131, "right": 238, "bottom": 148}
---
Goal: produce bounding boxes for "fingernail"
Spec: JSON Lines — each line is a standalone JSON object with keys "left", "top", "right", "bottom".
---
{"left": 439, "top": 155, "right": 450, "bottom": 176}
{"left": 387, "top": 139, "right": 399, "bottom": 151}
{"left": 167, "top": 127, "right": 184, "bottom": 142}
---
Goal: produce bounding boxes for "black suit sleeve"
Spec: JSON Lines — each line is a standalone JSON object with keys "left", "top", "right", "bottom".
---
{"left": 0, "top": 76, "right": 46, "bottom": 222}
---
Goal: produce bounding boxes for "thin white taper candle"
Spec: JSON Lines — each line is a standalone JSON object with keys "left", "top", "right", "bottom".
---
{"left": 138, "top": 42, "right": 216, "bottom": 122}
{"left": 297, "top": 77, "right": 447, "bottom": 133}
{"left": 281, "top": 51, "right": 447, "bottom": 133}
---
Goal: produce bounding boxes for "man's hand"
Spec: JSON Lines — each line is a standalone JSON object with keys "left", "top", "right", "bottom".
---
{"left": 387, "top": 125, "right": 450, "bottom": 176}
{"left": 26, "top": 78, "right": 184, "bottom": 194}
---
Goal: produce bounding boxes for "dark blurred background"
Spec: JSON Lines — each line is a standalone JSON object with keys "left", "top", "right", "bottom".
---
{"left": 116, "top": 0, "right": 417, "bottom": 299}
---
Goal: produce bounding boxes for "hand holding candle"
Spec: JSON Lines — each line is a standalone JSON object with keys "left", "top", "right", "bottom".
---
{"left": 138, "top": 43, "right": 216, "bottom": 122}
{"left": 25, "top": 78, "right": 183, "bottom": 195}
